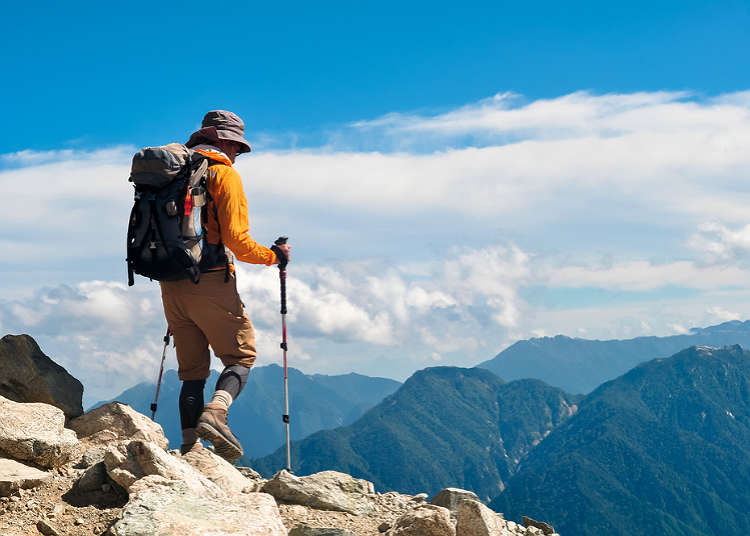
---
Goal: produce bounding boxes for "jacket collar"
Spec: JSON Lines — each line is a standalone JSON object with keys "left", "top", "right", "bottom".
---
{"left": 192, "top": 144, "right": 233, "bottom": 167}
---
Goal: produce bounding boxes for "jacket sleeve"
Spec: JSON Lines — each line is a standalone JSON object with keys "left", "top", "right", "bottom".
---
{"left": 211, "top": 166, "right": 277, "bottom": 266}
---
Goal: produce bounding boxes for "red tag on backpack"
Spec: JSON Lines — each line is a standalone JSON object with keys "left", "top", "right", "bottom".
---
{"left": 184, "top": 188, "right": 193, "bottom": 216}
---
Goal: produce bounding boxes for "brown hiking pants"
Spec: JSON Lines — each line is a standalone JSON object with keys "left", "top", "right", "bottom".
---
{"left": 160, "top": 271, "right": 256, "bottom": 381}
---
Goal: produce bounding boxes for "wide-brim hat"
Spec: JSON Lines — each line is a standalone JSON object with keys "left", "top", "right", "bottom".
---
{"left": 186, "top": 110, "right": 252, "bottom": 154}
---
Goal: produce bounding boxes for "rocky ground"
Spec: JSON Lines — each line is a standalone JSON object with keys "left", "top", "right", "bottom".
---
{"left": 0, "top": 461, "right": 419, "bottom": 535}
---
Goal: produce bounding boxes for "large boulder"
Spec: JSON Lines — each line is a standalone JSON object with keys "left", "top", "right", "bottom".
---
{"left": 0, "top": 455, "right": 53, "bottom": 496}
{"left": 0, "top": 396, "right": 79, "bottom": 467}
{"left": 387, "top": 504, "right": 456, "bottom": 536}
{"left": 455, "top": 499, "right": 511, "bottom": 536}
{"left": 183, "top": 447, "right": 252, "bottom": 494}
{"left": 0, "top": 334, "right": 83, "bottom": 418}
{"left": 69, "top": 402, "right": 168, "bottom": 449}
{"left": 262, "top": 470, "right": 376, "bottom": 515}
{"left": 110, "top": 475, "right": 287, "bottom": 536}
{"left": 104, "top": 440, "right": 220, "bottom": 497}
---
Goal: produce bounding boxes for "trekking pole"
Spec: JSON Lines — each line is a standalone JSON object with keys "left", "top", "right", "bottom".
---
{"left": 150, "top": 328, "right": 171, "bottom": 420}
{"left": 271, "top": 236, "right": 292, "bottom": 472}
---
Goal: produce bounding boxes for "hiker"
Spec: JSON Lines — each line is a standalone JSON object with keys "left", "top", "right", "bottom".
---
{"left": 159, "top": 110, "right": 291, "bottom": 461}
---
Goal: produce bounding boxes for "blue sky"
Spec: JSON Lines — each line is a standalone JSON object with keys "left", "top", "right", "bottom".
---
{"left": 2, "top": 1, "right": 750, "bottom": 405}
{"left": 3, "top": 1, "right": 749, "bottom": 152}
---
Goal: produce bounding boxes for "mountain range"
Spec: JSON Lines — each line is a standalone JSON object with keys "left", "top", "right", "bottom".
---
{"left": 479, "top": 319, "right": 750, "bottom": 394}
{"left": 252, "top": 366, "right": 581, "bottom": 501}
{"left": 490, "top": 345, "right": 750, "bottom": 536}
{"left": 94, "top": 364, "right": 400, "bottom": 459}
{"left": 96, "top": 320, "right": 750, "bottom": 535}
{"left": 255, "top": 343, "right": 750, "bottom": 536}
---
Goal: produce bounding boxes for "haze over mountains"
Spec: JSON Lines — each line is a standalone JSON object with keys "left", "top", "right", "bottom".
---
{"left": 479, "top": 319, "right": 750, "bottom": 394}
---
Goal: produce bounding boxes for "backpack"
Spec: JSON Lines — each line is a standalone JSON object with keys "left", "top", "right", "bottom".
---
{"left": 126, "top": 143, "right": 210, "bottom": 286}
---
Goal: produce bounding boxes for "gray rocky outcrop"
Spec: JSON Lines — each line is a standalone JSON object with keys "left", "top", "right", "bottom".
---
{"left": 0, "top": 334, "right": 83, "bottom": 419}
{"left": 182, "top": 447, "right": 252, "bottom": 494}
{"left": 430, "top": 487, "right": 480, "bottom": 518}
{"left": 110, "top": 475, "right": 287, "bottom": 536}
{"left": 262, "top": 469, "right": 376, "bottom": 515}
{"left": 0, "top": 396, "right": 79, "bottom": 468}
{"left": 387, "top": 504, "right": 455, "bottom": 536}
{"left": 0, "top": 456, "right": 53, "bottom": 496}
{"left": 69, "top": 402, "right": 168, "bottom": 449}
{"left": 456, "top": 498, "right": 511, "bottom": 536}
{"left": 289, "top": 526, "right": 357, "bottom": 536}
{"left": 104, "top": 440, "right": 220, "bottom": 497}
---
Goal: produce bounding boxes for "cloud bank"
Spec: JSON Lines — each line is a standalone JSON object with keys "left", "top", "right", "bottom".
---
{"left": 2, "top": 89, "right": 750, "bottom": 403}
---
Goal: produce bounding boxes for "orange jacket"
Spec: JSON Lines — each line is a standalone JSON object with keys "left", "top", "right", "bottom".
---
{"left": 194, "top": 148, "right": 277, "bottom": 267}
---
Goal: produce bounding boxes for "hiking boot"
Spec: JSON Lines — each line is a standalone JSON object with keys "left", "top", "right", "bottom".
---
{"left": 196, "top": 402, "right": 243, "bottom": 463}
{"left": 180, "top": 441, "right": 204, "bottom": 455}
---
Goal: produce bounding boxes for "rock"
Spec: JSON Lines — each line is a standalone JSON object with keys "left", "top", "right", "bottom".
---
{"left": 77, "top": 444, "right": 110, "bottom": 469}
{"left": 182, "top": 447, "right": 251, "bottom": 494}
{"left": 430, "top": 487, "right": 480, "bottom": 517}
{"left": 36, "top": 518, "right": 62, "bottom": 536}
{"left": 0, "top": 334, "right": 84, "bottom": 419}
{"left": 0, "top": 456, "right": 53, "bottom": 497}
{"left": 289, "top": 526, "right": 357, "bottom": 536}
{"left": 387, "top": 504, "right": 456, "bottom": 536}
{"left": 237, "top": 466, "right": 264, "bottom": 480}
{"left": 379, "top": 521, "right": 392, "bottom": 532}
{"left": 412, "top": 493, "right": 429, "bottom": 502}
{"left": 0, "top": 396, "right": 79, "bottom": 467}
{"left": 73, "top": 461, "right": 108, "bottom": 493}
{"left": 237, "top": 465, "right": 266, "bottom": 492}
{"left": 110, "top": 475, "right": 286, "bottom": 535}
{"left": 456, "top": 499, "right": 510, "bottom": 536}
{"left": 521, "top": 516, "right": 555, "bottom": 535}
{"left": 69, "top": 402, "right": 168, "bottom": 449}
{"left": 262, "top": 469, "right": 376, "bottom": 515}
{"left": 104, "top": 440, "right": 221, "bottom": 497}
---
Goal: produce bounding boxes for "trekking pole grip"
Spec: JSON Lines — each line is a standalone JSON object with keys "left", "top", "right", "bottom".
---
{"left": 272, "top": 236, "right": 288, "bottom": 315}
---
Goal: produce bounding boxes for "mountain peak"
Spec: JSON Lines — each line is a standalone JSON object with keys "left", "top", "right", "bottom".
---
{"left": 479, "top": 320, "right": 750, "bottom": 394}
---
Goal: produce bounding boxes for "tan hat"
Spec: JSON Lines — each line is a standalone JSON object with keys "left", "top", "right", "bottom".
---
{"left": 186, "top": 110, "right": 252, "bottom": 154}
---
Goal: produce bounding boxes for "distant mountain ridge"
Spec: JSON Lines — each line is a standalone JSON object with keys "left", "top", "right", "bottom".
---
{"left": 253, "top": 366, "right": 581, "bottom": 501}
{"left": 94, "top": 364, "right": 401, "bottom": 459}
{"left": 479, "top": 319, "right": 750, "bottom": 394}
{"left": 490, "top": 344, "right": 750, "bottom": 536}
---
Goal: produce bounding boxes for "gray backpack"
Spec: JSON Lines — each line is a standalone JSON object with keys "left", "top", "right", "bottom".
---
{"left": 126, "top": 143, "right": 210, "bottom": 285}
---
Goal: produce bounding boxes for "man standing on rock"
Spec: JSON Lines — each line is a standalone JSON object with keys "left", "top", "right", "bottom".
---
{"left": 160, "top": 110, "right": 290, "bottom": 462}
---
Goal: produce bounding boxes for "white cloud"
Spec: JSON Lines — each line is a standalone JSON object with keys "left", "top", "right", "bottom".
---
{"left": 668, "top": 323, "right": 690, "bottom": 335}
{"left": 690, "top": 221, "right": 750, "bottom": 264}
{"left": 540, "top": 260, "right": 750, "bottom": 292}
{"left": 707, "top": 306, "right": 741, "bottom": 322}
